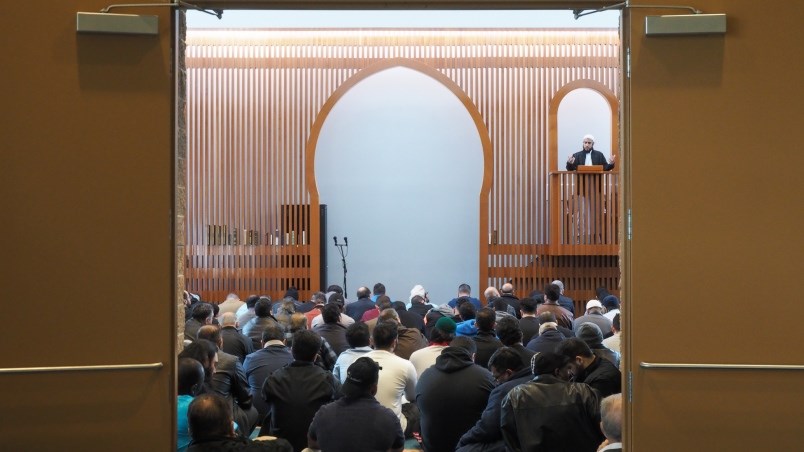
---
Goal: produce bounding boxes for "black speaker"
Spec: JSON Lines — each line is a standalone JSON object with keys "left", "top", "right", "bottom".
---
{"left": 319, "top": 204, "right": 327, "bottom": 291}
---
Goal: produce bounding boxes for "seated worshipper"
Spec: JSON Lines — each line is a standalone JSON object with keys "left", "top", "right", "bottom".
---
{"left": 472, "top": 308, "right": 503, "bottom": 368}
{"left": 261, "top": 330, "right": 340, "bottom": 451}
{"left": 364, "top": 297, "right": 394, "bottom": 336}
{"left": 423, "top": 303, "right": 456, "bottom": 340}
{"left": 518, "top": 297, "right": 541, "bottom": 345}
{"left": 197, "top": 325, "right": 258, "bottom": 436}
{"left": 303, "top": 292, "right": 327, "bottom": 329}
{"left": 242, "top": 299, "right": 281, "bottom": 350}
{"left": 492, "top": 298, "right": 517, "bottom": 323}
{"left": 455, "top": 301, "right": 479, "bottom": 337}
{"left": 447, "top": 283, "right": 483, "bottom": 310}
{"left": 598, "top": 393, "right": 624, "bottom": 452}
{"left": 551, "top": 279, "right": 576, "bottom": 315}
{"left": 186, "top": 393, "right": 292, "bottom": 452}
{"left": 409, "top": 316, "right": 457, "bottom": 377}
{"left": 525, "top": 321, "right": 565, "bottom": 353}
{"left": 501, "top": 352, "right": 603, "bottom": 452}
{"left": 286, "top": 312, "right": 338, "bottom": 372}
{"left": 393, "top": 300, "right": 425, "bottom": 333}
{"left": 536, "top": 283, "right": 574, "bottom": 330}
{"left": 344, "top": 286, "right": 375, "bottom": 322}
{"left": 183, "top": 290, "right": 201, "bottom": 322}
{"left": 219, "top": 312, "right": 254, "bottom": 364}
{"left": 371, "top": 282, "right": 387, "bottom": 302}
{"left": 416, "top": 336, "right": 495, "bottom": 452}
{"left": 573, "top": 300, "right": 613, "bottom": 337}
{"left": 499, "top": 282, "right": 522, "bottom": 318}
{"left": 218, "top": 293, "right": 245, "bottom": 317}
{"left": 602, "top": 295, "right": 621, "bottom": 321}
{"left": 243, "top": 324, "right": 293, "bottom": 424}
{"left": 457, "top": 347, "right": 532, "bottom": 452}
{"left": 602, "top": 313, "right": 622, "bottom": 363}
{"left": 362, "top": 294, "right": 390, "bottom": 322}
{"left": 409, "top": 292, "right": 435, "bottom": 319}
{"left": 313, "top": 303, "right": 350, "bottom": 356}
{"left": 236, "top": 295, "right": 262, "bottom": 330}
{"left": 178, "top": 339, "right": 219, "bottom": 395}
{"left": 273, "top": 298, "right": 297, "bottom": 332}
{"left": 495, "top": 316, "right": 536, "bottom": 367}
{"left": 310, "top": 293, "right": 354, "bottom": 329}
{"left": 308, "top": 357, "right": 405, "bottom": 452}
{"left": 365, "top": 321, "right": 419, "bottom": 438}
{"left": 295, "top": 291, "right": 318, "bottom": 314}
{"left": 576, "top": 322, "right": 620, "bottom": 368}
{"left": 408, "top": 285, "right": 432, "bottom": 314}
{"left": 185, "top": 303, "right": 214, "bottom": 343}
{"left": 556, "top": 337, "right": 622, "bottom": 398}
{"left": 178, "top": 357, "right": 206, "bottom": 452}
{"left": 332, "top": 322, "right": 373, "bottom": 384}
{"left": 375, "top": 308, "right": 427, "bottom": 360}
{"left": 538, "top": 311, "right": 574, "bottom": 338}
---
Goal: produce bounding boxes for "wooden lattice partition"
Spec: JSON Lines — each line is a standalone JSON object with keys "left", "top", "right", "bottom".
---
{"left": 184, "top": 28, "right": 620, "bottom": 303}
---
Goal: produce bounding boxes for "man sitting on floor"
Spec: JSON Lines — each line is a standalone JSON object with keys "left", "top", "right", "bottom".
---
{"left": 261, "top": 330, "right": 340, "bottom": 451}
{"left": 308, "top": 357, "right": 405, "bottom": 452}
{"left": 186, "top": 393, "right": 292, "bottom": 451}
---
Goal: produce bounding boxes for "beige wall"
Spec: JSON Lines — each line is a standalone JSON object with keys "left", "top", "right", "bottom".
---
{"left": 624, "top": 0, "right": 804, "bottom": 449}
{"left": 1, "top": 1, "right": 175, "bottom": 448}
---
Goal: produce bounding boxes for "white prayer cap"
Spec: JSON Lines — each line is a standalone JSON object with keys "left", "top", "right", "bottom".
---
{"left": 583, "top": 134, "right": 595, "bottom": 142}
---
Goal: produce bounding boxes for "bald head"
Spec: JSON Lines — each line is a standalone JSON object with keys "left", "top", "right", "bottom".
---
{"left": 220, "top": 312, "right": 237, "bottom": 327}
{"left": 188, "top": 394, "right": 234, "bottom": 441}
{"left": 378, "top": 308, "right": 400, "bottom": 323}
{"left": 501, "top": 283, "right": 514, "bottom": 295}
{"left": 600, "top": 393, "right": 623, "bottom": 442}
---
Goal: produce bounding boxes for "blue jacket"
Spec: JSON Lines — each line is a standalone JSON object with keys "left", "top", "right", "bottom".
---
{"left": 456, "top": 319, "right": 479, "bottom": 337}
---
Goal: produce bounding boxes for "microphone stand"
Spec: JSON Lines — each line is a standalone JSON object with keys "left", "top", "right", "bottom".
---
{"left": 333, "top": 237, "right": 348, "bottom": 296}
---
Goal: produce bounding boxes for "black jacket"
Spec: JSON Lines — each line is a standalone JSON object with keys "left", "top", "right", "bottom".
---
{"left": 579, "top": 355, "right": 621, "bottom": 398}
{"left": 501, "top": 374, "right": 603, "bottom": 452}
{"left": 416, "top": 346, "right": 495, "bottom": 452}
{"left": 566, "top": 149, "right": 615, "bottom": 171}
{"left": 458, "top": 366, "right": 533, "bottom": 449}
{"left": 261, "top": 361, "right": 340, "bottom": 452}
{"left": 472, "top": 331, "right": 503, "bottom": 368}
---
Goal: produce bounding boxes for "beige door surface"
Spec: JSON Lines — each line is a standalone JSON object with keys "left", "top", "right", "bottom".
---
{"left": 624, "top": 1, "right": 804, "bottom": 450}
{"left": 0, "top": 1, "right": 176, "bottom": 449}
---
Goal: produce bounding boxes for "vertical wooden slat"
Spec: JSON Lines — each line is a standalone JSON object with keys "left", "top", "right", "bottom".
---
{"left": 185, "top": 29, "right": 620, "bottom": 303}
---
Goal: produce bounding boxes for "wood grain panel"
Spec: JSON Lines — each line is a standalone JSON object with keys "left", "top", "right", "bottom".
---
{"left": 185, "top": 28, "right": 619, "bottom": 303}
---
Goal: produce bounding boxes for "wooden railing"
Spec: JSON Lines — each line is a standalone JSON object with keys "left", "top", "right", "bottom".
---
{"left": 549, "top": 171, "right": 620, "bottom": 255}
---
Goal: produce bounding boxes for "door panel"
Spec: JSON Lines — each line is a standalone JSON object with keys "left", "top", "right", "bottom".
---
{"left": 0, "top": 1, "right": 175, "bottom": 449}
{"left": 625, "top": 0, "right": 804, "bottom": 449}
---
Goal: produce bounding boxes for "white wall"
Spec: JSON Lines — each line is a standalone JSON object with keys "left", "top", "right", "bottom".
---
{"left": 315, "top": 67, "right": 483, "bottom": 304}
{"left": 558, "top": 88, "right": 613, "bottom": 168}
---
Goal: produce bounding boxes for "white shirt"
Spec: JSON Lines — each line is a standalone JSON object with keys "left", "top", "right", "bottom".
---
{"left": 604, "top": 309, "right": 620, "bottom": 321}
{"left": 600, "top": 442, "right": 623, "bottom": 451}
{"left": 310, "top": 312, "right": 355, "bottom": 329}
{"left": 332, "top": 346, "right": 373, "bottom": 383}
{"left": 409, "top": 345, "right": 448, "bottom": 378}
{"left": 364, "top": 349, "right": 417, "bottom": 431}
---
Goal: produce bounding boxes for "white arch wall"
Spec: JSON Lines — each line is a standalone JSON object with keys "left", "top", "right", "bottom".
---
{"left": 558, "top": 88, "right": 613, "bottom": 166}
{"left": 315, "top": 67, "right": 483, "bottom": 304}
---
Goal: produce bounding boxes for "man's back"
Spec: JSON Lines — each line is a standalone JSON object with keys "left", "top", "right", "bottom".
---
{"left": 220, "top": 326, "right": 254, "bottom": 363}
{"left": 364, "top": 349, "right": 417, "bottom": 432}
{"left": 394, "top": 327, "right": 428, "bottom": 360}
{"left": 501, "top": 375, "right": 602, "bottom": 452}
{"left": 472, "top": 331, "right": 503, "bottom": 368}
{"left": 519, "top": 316, "right": 541, "bottom": 345}
{"left": 261, "top": 361, "right": 340, "bottom": 451}
{"left": 242, "top": 344, "right": 293, "bottom": 419}
{"left": 344, "top": 297, "right": 374, "bottom": 322}
{"left": 536, "top": 304, "right": 574, "bottom": 330}
{"left": 416, "top": 346, "right": 495, "bottom": 452}
{"left": 580, "top": 356, "right": 621, "bottom": 398}
{"left": 308, "top": 395, "right": 405, "bottom": 452}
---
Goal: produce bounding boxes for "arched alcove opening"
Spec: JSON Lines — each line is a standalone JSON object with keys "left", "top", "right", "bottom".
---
{"left": 558, "top": 88, "right": 614, "bottom": 166}
{"left": 313, "top": 66, "right": 484, "bottom": 303}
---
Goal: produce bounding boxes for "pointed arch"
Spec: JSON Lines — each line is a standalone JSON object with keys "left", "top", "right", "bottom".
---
{"left": 305, "top": 58, "right": 494, "bottom": 291}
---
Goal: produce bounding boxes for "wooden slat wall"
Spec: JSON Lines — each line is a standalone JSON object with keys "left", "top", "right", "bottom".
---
{"left": 185, "top": 28, "right": 619, "bottom": 303}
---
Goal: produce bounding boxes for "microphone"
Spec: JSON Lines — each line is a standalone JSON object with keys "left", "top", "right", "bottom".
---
{"left": 344, "top": 237, "right": 348, "bottom": 246}
{"left": 333, "top": 236, "right": 337, "bottom": 245}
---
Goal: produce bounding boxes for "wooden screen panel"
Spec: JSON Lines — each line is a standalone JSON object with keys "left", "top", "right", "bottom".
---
{"left": 185, "top": 29, "right": 620, "bottom": 302}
